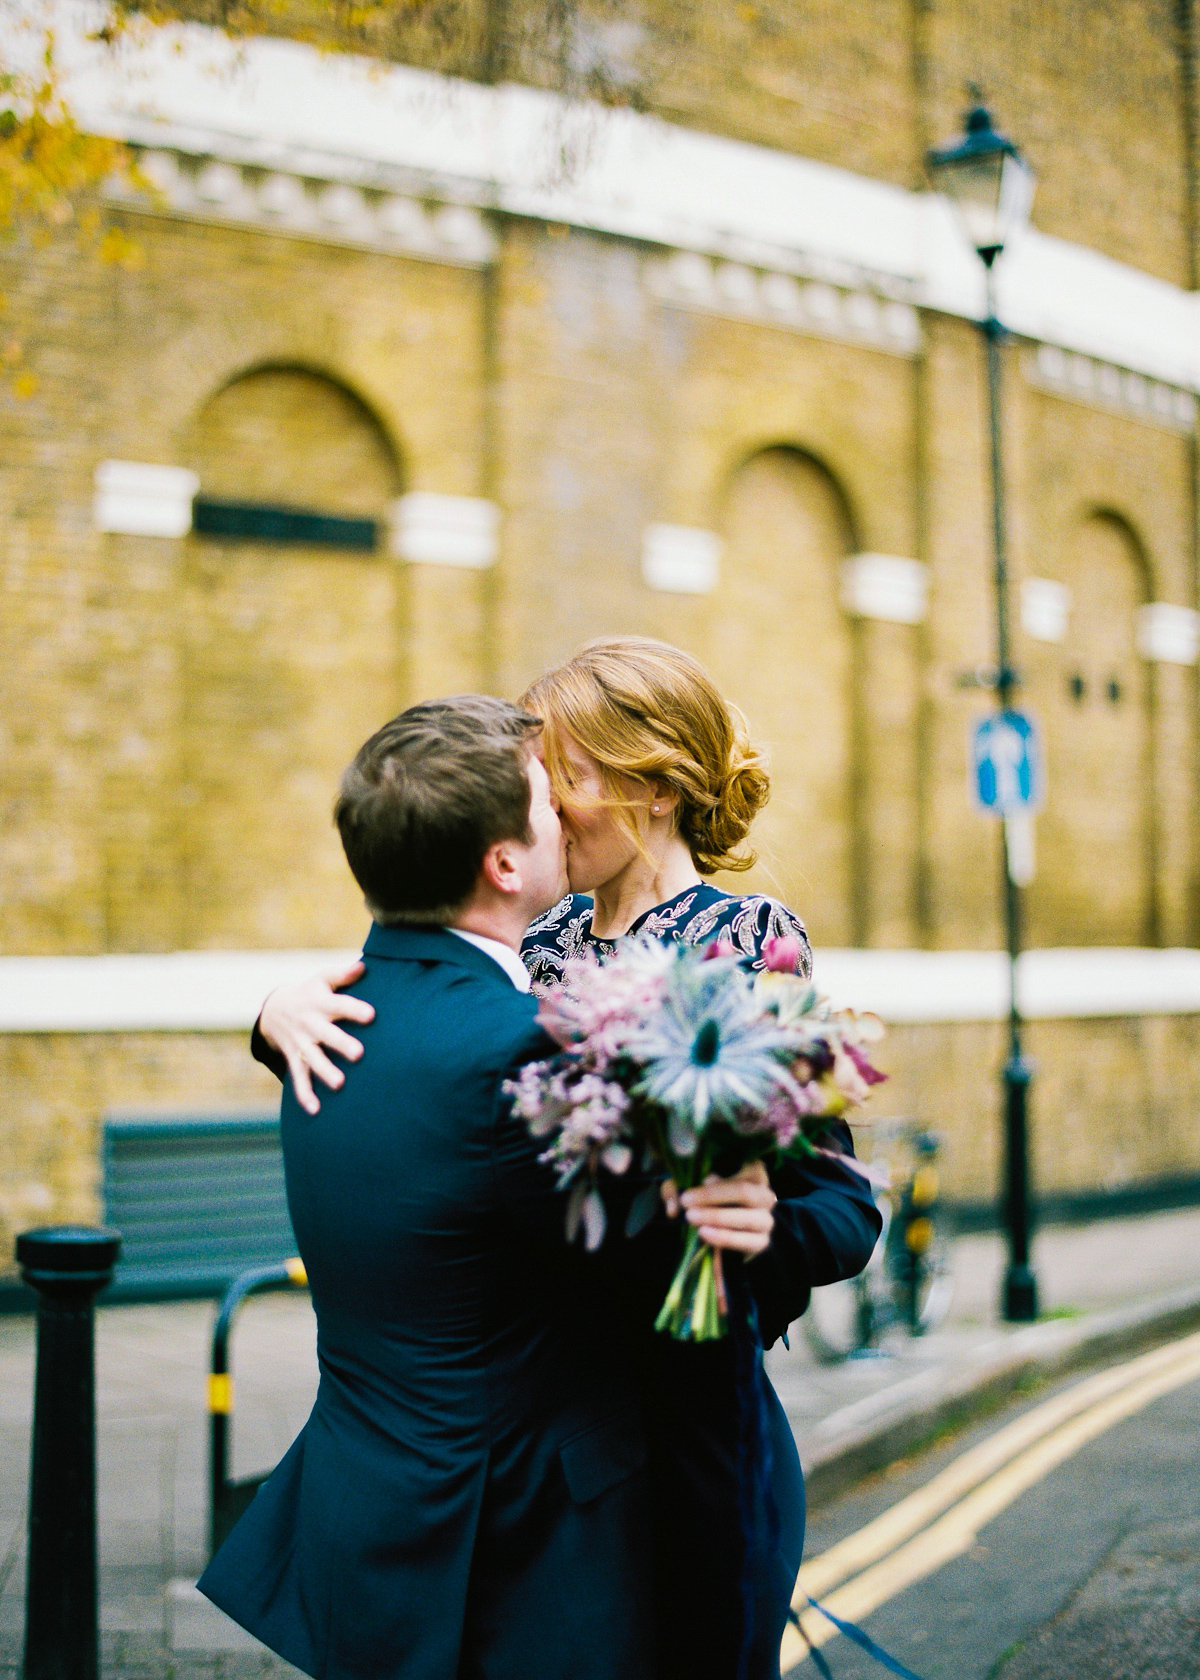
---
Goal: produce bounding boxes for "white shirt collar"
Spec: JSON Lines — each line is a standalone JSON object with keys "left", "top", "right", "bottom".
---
{"left": 448, "top": 928, "right": 532, "bottom": 992}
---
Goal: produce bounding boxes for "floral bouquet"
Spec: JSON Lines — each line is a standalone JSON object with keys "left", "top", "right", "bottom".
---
{"left": 506, "top": 934, "right": 886, "bottom": 1341}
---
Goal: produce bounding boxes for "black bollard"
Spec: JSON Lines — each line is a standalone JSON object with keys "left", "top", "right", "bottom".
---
{"left": 16, "top": 1226, "right": 121, "bottom": 1680}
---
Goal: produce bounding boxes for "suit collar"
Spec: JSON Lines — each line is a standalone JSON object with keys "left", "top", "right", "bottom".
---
{"left": 363, "top": 921, "right": 518, "bottom": 988}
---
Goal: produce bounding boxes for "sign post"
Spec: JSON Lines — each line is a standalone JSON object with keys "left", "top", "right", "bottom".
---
{"left": 971, "top": 708, "right": 1043, "bottom": 1321}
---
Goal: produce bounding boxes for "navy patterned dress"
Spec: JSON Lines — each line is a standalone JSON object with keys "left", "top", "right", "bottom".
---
{"left": 520, "top": 886, "right": 882, "bottom": 1680}
{"left": 522, "top": 884, "right": 815, "bottom": 995}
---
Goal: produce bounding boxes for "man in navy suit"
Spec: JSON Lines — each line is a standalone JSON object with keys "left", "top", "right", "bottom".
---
{"left": 199, "top": 697, "right": 655, "bottom": 1680}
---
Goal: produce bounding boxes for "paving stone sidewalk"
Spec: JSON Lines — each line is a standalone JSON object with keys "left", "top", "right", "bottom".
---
{"left": 1, "top": 1206, "right": 1198, "bottom": 1675}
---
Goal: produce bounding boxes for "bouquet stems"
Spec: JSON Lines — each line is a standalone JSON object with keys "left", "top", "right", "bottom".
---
{"left": 655, "top": 1224, "right": 724, "bottom": 1341}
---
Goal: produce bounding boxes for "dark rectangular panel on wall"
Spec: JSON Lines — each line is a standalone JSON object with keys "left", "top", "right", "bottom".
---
{"left": 192, "top": 498, "right": 379, "bottom": 551}
{"left": 102, "top": 1116, "right": 296, "bottom": 1300}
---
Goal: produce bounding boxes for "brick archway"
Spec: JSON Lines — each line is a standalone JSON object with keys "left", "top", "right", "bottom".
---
{"left": 176, "top": 367, "right": 405, "bottom": 949}
{"left": 1027, "top": 509, "right": 1155, "bottom": 947}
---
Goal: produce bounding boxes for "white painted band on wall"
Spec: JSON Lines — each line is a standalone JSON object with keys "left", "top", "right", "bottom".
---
{"left": 814, "top": 946, "right": 1200, "bottom": 1023}
{"left": 641, "top": 524, "right": 722, "bottom": 594}
{"left": 1005, "top": 813, "right": 1037, "bottom": 887}
{"left": 94, "top": 460, "right": 200, "bottom": 537}
{"left": 1136, "top": 603, "right": 1200, "bottom": 665}
{"left": 839, "top": 554, "right": 928, "bottom": 624}
{"left": 1021, "top": 578, "right": 1071, "bottom": 643}
{"left": 390, "top": 493, "right": 499, "bottom": 568}
{"left": 0, "top": 951, "right": 360, "bottom": 1033}
{"left": 4, "top": 946, "right": 1200, "bottom": 1031}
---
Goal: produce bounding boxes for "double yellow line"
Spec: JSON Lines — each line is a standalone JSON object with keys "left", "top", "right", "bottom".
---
{"left": 782, "top": 1328, "right": 1200, "bottom": 1674}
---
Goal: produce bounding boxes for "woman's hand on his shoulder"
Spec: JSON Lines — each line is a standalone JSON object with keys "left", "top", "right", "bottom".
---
{"left": 259, "top": 961, "right": 375, "bottom": 1116}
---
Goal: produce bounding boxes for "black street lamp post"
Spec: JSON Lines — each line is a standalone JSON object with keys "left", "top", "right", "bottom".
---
{"left": 928, "top": 106, "right": 1040, "bottom": 1322}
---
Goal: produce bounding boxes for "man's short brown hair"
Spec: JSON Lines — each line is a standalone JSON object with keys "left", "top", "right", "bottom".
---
{"left": 334, "top": 696, "right": 542, "bottom": 924}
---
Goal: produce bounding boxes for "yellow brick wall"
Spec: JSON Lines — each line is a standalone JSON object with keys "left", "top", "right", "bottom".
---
{"left": 0, "top": 215, "right": 489, "bottom": 956}
{"left": 878, "top": 1013, "right": 1200, "bottom": 1207}
{"left": 2, "top": 220, "right": 1196, "bottom": 960}
{"left": 161, "top": 0, "right": 1197, "bottom": 285}
{"left": 2, "top": 4, "right": 1199, "bottom": 1267}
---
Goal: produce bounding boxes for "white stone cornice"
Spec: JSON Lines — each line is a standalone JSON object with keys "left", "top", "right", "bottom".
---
{"left": 1024, "top": 345, "right": 1197, "bottom": 434}
{"left": 105, "top": 147, "right": 496, "bottom": 267}
{"left": 646, "top": 254, "right": 923, "bottom": 355}
{"left": 15, "top": 1, "right": 1200, "bottom": 396}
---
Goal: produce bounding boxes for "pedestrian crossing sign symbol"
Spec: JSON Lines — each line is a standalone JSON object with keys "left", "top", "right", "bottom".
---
{"left": 972, "top": 710, "right": 1043, "bottom": 814}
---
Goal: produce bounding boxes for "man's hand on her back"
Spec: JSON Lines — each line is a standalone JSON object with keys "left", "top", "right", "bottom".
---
{"left": 260, "top": 962, "right": 376, "bottom": 1115}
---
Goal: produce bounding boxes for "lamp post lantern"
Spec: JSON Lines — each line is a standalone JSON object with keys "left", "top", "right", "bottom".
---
{"left": 928, "top": 106, "right": 1039, "bottom": 1323}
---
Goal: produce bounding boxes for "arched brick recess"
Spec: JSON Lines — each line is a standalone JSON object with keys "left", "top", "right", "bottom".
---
{"left": 1027, "top": 510, "right": 1155, "bottom": 946}
{"left": 170, "top": 368, "right": 405, "bottom": 949}
{"left": 711, "top": 446, "right": 857, "bottom": 944}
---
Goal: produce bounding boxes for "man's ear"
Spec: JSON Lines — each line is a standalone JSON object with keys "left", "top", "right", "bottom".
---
{"left": 479, "top": 838, "right": 523, "bottom": 898}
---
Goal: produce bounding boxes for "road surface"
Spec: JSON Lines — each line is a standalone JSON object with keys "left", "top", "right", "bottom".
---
{"left": 785, "top": 1331, "right": 1200, "bottom": 1680}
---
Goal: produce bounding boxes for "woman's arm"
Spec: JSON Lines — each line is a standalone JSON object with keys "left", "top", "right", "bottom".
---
{"left": 252, "top": 962, "right": 376, "bottom": 1115}
{"left": 749, "top": 1124, "right": 884, "bottom": 1347}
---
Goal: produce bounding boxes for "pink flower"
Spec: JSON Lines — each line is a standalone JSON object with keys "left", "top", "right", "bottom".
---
{"left": 762, "top": 935, "right": 804, "bottom": 974}
{"left": 703, "top": 937, "right": 737, "bottom": 961}
{"left": 845, "top": 1042, "right": 887, "bottom": 1087}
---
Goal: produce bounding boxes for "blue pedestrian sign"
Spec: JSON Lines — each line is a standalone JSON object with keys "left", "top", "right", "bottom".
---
{"left": 972, "top": 711, "right": 1043, "bottom": 814}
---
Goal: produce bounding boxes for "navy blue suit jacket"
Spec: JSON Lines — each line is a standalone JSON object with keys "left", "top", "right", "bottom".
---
{"left": 200, "top": 924, "right": 654, "bottom": 1680}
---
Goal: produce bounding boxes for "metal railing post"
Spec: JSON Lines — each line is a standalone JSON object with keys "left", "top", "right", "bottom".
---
{"left": 16, "top": 1226, "right": 121, "bottom": 1680}
{"left": 208, "top": 1258, "right": 307, "bottom": 1555}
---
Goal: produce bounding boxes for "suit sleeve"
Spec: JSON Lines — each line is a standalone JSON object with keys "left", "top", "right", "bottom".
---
{"left": 748, "top": 1122, "right": 883, "bottom": 1349}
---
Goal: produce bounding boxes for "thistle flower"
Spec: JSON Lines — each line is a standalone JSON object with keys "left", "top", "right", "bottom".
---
{"left": 629, "top": 953, "right": 796, "bottom": 1155}
{"left": 510, "top": 934, "right": 888, "bottom": 1314}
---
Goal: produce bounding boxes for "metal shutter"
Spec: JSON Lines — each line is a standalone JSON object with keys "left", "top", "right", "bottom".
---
{"left": 102, "top": 1116, "right": 296, "bottom": 1300}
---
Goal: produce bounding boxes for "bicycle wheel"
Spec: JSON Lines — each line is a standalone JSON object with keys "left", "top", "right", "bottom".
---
{"left": 801, "top": 1203, "right": 890, "bottom": 1361}
{"left": 801, "top": 1278, "right": 866, "bottom": 1363}
{"left": 911, "top": 1234, "right": 955, "bottom": 1334}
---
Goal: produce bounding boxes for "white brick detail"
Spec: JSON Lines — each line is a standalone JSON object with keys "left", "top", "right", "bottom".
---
{"left": 641, "top": 525, "right": 722, "bottom": 594}
{"left": 839, "top": 554, "right": 928, "bottom": 624}
{"left": 1021, "top": 578, "right": 1071, "bottom": 643}
{"left": 94, "top": 461, "right": 200, "bottom": 537}
{"left": 1136, "top": 603, "right": 1200, "bottom": 665}
{"left": 390, "top": 494, "right": 499, "bottom": 568}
